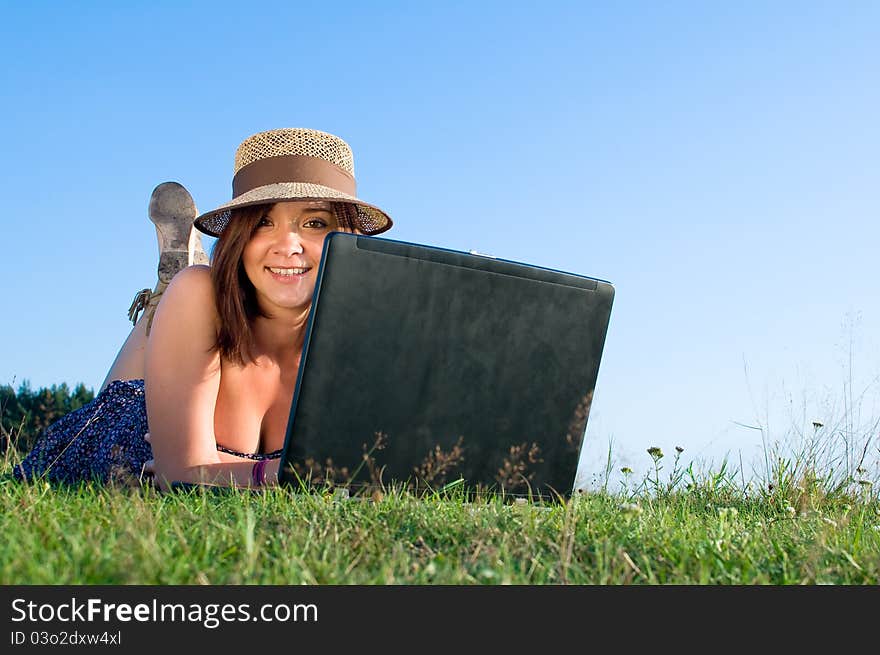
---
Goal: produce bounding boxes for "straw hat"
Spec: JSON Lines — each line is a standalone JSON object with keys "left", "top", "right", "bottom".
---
{"left": 194, "top": 128, "right": 393, "bottom": 237}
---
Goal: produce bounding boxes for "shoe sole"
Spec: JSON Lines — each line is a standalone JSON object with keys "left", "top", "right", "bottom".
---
{"left": 148, "top": 181, "right": 209, "bottom": 283}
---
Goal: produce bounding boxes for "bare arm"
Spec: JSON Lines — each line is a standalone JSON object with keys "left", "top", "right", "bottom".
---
{"left": 143, "top": 433, "right": 280, "bottom": 489}
{"left": 144, "top": 265, "right": 279, "bottom": 490}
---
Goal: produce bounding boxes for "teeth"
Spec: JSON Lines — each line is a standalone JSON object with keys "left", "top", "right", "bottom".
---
{"left": 268, "top": 267, "right": 308, "bottom": 276}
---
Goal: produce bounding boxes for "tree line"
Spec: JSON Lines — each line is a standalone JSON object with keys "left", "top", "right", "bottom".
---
{"left": 1, "top": 381, "right": 94, "bottom": 453}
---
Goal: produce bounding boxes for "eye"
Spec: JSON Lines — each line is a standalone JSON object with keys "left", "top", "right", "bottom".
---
{"left": 257, "top": 215, "right": 273, "bottom": 228}
{"left": 303, "top": 216, "right": 330, "bottom": 229}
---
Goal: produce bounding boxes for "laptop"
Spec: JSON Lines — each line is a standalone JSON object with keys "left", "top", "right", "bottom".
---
{"left": 278, "top": 232, "right": 614, "bottom": 500}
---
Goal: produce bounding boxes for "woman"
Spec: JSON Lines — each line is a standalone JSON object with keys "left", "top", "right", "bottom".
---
{"left": 13, "top": 127, "right": 394, "bottom": 489}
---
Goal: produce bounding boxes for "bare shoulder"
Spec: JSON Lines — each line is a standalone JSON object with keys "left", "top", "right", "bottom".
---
{"left": 150, "top": 265, "right": 219, "bottom": 350}
{"left": 161, "top": 265, "right": 217, "bottom": 317}
{"left": 166, "top": 264, "right": 213, "bottom": 298}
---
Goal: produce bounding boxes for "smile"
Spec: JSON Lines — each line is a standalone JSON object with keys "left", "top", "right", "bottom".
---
{"left": 266, "top": 266, "right": 310, "bottom": 276}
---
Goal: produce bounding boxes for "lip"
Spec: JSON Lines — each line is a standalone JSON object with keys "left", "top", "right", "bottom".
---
{"left": 265, "top": 266, "right": 311, "bottom": 283}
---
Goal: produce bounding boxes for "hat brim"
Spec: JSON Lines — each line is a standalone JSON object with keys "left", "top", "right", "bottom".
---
{"left": 193, "top": 182, "right": 393, "bottom": 238}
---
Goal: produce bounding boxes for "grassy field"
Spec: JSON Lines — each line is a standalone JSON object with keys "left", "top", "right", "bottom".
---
{"left": 2, "top": 445, "right": 877, "bottom": 585}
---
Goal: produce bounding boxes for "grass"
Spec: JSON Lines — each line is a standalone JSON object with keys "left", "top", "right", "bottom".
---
{"left": 1, "top": 448, "right": 878, "bottom": 585}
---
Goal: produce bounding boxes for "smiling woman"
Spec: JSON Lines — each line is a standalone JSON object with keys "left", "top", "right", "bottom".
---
{"left": 13, "top": 128, "right": 395, "bottom": 490}
{"left": 210, "top": 200, "right": 353, "bottom": 366}
{"left": 243, "top": 202, "right": 340, "bottom": 320}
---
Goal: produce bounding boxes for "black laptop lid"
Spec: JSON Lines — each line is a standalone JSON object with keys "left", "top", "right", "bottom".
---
{"left": 279, "top": 232, "right": 614, "bottom": 498}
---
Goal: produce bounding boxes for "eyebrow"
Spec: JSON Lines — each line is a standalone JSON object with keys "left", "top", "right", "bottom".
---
{"left": 266, "top": 205, "right": 334, "bottom": 217}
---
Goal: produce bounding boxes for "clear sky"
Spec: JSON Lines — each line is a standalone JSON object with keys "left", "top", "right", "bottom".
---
{"left": 1, "top": 1, "right": 877, "bottom": 488}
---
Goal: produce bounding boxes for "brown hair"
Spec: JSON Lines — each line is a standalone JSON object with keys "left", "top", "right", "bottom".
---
{"left": 210, "top": 202, "right": 359, "bottom": 364}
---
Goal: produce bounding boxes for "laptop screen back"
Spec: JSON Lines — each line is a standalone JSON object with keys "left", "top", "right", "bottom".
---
{"left": 279, "top": 233, "right": 614, "bottom": 498}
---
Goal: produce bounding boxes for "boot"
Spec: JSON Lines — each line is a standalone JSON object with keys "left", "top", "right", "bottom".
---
{"left": 128, "top": 182, "right": 208, "bottom": 335}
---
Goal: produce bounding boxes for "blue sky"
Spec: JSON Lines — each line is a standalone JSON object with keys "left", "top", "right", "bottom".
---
{"left": 1, "top": 1, "right": 878, "bottom": 487}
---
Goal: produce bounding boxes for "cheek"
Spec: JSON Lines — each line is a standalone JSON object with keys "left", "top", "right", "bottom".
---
{"left": 306, "top": 240, "right": 326, "bottom": 258}
{"left": 242, "top": 239, "right": 265, "bottom": 270}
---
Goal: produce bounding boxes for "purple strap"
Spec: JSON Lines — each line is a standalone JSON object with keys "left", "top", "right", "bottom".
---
{"left": 251, "top": 459, "right": 268, "bottom": 487}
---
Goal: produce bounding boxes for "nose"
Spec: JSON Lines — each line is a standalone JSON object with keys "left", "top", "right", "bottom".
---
{"left": 272, "top": 229, "right": 304, "bottom": 256}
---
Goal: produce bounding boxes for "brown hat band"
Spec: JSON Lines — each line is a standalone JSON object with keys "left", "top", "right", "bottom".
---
{"left": 232, "top": 154, "right": 357, "bottom": 198}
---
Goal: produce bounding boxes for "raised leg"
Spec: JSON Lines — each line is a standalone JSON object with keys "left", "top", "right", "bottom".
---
{"left": 100, "top": 182, "right": 206, "bottom": 392}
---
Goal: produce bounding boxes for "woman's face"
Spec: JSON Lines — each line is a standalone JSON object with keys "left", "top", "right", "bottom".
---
{"left": 242, "top": 200, "right": 339, "bottom": 315}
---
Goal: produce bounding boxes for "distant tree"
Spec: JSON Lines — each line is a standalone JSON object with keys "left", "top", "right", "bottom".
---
{"left": 0, "top": 381, "right": 94, "bottom": 453}
{"left": 0, "top": 384, "right": 26, "bottom": 451}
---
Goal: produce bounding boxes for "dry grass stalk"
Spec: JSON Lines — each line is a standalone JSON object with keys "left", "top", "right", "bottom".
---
{"left": 495, "top": 442, "right": 543, "bottom": 490}
{"left": 565, "top": 391, "right": 593, "bottom": 451}
{"left": 413, "top": 436, "right": 465, "bottom": 486}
